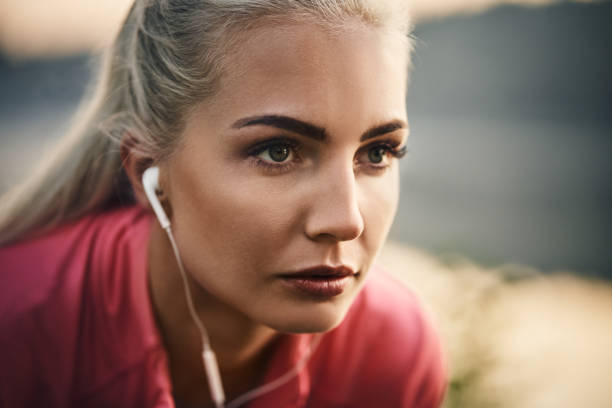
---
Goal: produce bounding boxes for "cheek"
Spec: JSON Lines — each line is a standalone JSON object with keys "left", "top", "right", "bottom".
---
{"left": 360, "top": 167, "right": 400, "bottom": 247}
{"left": 169, "top": 156, "right": 301, "bottom": 276}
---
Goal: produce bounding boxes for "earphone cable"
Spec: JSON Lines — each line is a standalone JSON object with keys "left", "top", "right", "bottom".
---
{"left": 225, "top": 333, "right": 322, "bottom": 408}
{"left": 164, "top": 226, "right": 212, "bottom": 349}
{"left": 164, "top": 226, "right": 225, "bottom": 408}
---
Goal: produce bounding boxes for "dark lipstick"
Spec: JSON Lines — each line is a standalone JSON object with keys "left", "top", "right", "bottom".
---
{"left": 279, "top": 265, "right": 356, "bottom": 298}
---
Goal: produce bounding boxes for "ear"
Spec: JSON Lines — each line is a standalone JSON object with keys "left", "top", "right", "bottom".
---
{"left": 120, "top": 134, "right": 154, "bottom": 207}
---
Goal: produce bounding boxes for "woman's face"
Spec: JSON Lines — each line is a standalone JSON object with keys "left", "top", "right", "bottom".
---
{"left": 163, "top": 21, "right": 408, "bottom": 333}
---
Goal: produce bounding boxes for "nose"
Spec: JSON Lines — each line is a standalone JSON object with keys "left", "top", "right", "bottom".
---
{"left": 304, "top": 164, "right": 364, "bottom": 242}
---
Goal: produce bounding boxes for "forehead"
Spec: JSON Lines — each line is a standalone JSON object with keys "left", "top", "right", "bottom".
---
{"left": 196, "top": 21, "right": 408, "bottom": 130}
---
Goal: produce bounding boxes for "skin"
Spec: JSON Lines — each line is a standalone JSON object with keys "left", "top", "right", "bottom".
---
{"left": 126, "top": 19, "right": 409, "bottom": 406}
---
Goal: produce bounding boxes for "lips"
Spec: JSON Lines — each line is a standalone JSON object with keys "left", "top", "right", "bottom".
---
{"left": 279, "top": 265, "right": 357, "bottom": 298}
{"left": 282, "top": 265, "right": 355, "bottom": 278}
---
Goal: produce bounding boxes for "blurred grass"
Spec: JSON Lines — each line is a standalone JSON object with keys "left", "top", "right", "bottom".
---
{"left": 379, "top": 242, "right": 612, "bottom": 408}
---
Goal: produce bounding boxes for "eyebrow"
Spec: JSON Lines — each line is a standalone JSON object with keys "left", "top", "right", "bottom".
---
{"left": 231, "top": 115, "right": 406, "bottom": 142}
{"left": 360, "top": 120, "right": 407, "bottom": 142}
{"left": 231, "top": 115, "right": 327, "bottom": 141}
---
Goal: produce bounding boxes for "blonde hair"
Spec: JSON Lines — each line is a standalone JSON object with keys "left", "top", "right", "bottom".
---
{"left": 0, "top": 0, "right": 412, "bottom": 245}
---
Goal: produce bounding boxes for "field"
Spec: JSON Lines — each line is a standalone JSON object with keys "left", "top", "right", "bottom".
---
{"left": 380, "top": 242, "right": 612, "bottom": 408}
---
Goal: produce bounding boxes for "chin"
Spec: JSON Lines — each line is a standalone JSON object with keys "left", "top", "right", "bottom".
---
{"left": 263, "top": 300, "right": 352, "bottom": 334}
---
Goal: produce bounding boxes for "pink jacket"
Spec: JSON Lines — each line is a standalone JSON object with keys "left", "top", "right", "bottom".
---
{"left": 0, "top": 206, "right": 446, "bottom": 407}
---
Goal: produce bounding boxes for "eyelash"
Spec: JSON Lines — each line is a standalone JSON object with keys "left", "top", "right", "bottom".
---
{"left": 247, "top": 137, "right": 301, "bottom": 172}
{"left": 357, "top": 141, "right": 407, "bottom": 174}
{"left": 246, "top": 137, "right": 407, "bottom": 173}
{"left": 365, "top": 142, "right": 408, "bottom": 160}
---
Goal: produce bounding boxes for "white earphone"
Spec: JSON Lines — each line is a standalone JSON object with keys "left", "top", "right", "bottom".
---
{"left": 142, "top": 166, "right": 226, "bottom": 408}
{"left": 142, "top": 167, "right": 170, "bottom": 229}
{"left": 140, "top": 166, "right": 321, "bottom": 408}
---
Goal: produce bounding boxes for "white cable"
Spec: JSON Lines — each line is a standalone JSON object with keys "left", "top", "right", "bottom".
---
{"left": 164, "top": 226, "right": 225, "bottom": 408}
{"left": 163, "top": 225, "right": 323, "bottom": 408}
{"left": 225, "top": 333, "right": 322, "bottom": 408}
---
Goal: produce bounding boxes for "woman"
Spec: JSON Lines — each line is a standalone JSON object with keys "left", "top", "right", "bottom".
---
{"left": 0, "top": 1, "right": 446, "bottom": 407}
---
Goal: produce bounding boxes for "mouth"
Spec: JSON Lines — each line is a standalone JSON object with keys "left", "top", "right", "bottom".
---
{"left": 279, "top": 265, "right": 358, "bottom": 298}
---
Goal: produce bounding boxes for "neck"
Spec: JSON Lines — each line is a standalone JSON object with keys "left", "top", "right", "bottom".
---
{"left": 147, "top": 221, "right": 279, "bottom": 404}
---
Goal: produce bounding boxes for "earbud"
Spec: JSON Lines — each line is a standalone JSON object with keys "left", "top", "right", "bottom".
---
{"left": 142, "top": 166, "right": 171, "bottom": 229}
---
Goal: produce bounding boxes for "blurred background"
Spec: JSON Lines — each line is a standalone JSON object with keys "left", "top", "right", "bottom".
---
{"left": 1, "top": 0, "right": 610, "bottom": 279}
{"left": 394, "top": 0, "right": 612, "bottom": 281}
{"left": 1, "top": 1, "right": 611, "bottom": 407}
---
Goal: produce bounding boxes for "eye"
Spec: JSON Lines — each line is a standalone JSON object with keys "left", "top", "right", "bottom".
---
{"left": 246, "top": 138, "right": 301, "bottom": 171}
{"left": 356, "top": 141, "right": 407, "bottom": 170}
{"left": 257, "top": 143, "right": 293, "bottom": 163}
{"left": 368, "top": 146, "right": 388, "bottom": 164}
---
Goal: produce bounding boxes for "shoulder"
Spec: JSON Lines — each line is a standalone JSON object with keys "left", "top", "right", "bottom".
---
{"left": 0, "top": 206, "right": 160, "bottom": 406}
{"left": 310, "top": 265, "right": 447, "bottom": 407}
{"left": 0, "top": 206, "right": 150, "bottom": 318}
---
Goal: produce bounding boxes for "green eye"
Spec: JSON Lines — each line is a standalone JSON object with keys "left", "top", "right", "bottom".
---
{"left": 368, "top": 146, "right": 387, "bottom": 164}
{"left": 255, "top": 142, "right": 294, "bottom": 163}
{"left": 267, "top": 145, "right": 290, "bottom": 162}
{"left": 249, "top": 138, "right": 299, "bottom": 169}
